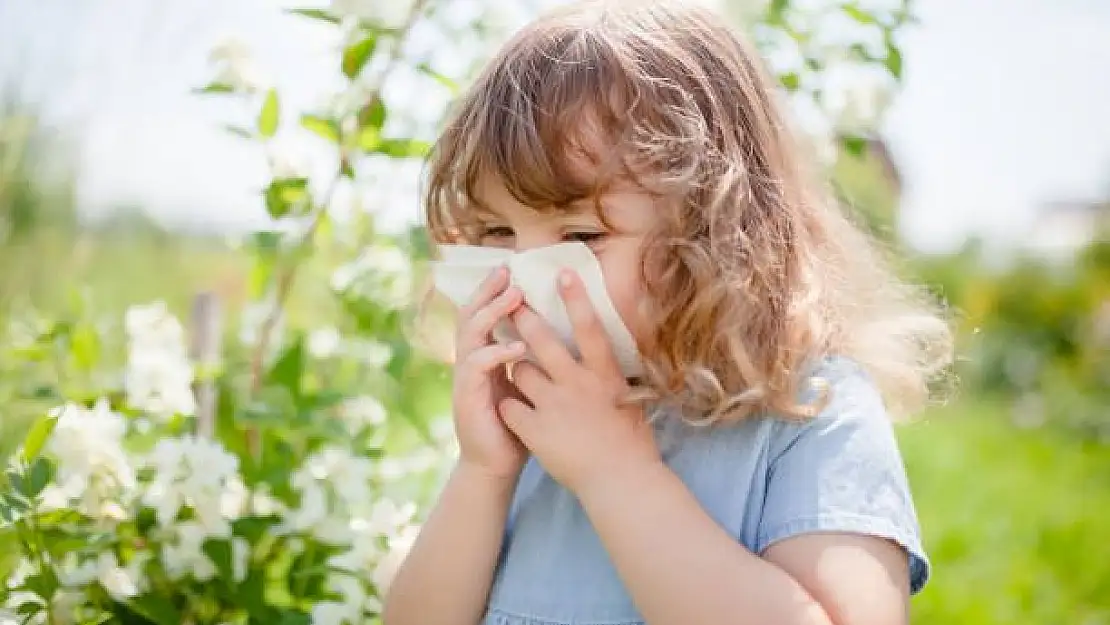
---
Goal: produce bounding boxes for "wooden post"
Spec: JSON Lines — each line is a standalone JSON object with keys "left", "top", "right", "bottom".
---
{"left": 190, "top": 292, "right": 222, "bottom": 438}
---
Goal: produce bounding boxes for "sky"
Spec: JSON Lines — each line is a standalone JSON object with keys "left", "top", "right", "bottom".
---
{"left": 1, "top": 0, "right": 1109, "bottom": 254}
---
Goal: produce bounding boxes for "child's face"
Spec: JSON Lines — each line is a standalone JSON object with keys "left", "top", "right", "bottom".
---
{"left": 473, "top": 175, "right": 661, "bottom": 349}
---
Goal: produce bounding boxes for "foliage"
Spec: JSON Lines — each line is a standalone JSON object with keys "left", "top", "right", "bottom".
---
{"left": 901, "top": 399, "right": 1110, "bottom": 624}
{"left": 0, "top": 2, "right": 456, "bottom": 623}
{"left": 912, "top": 236, "right": 1110, "bottom": 441}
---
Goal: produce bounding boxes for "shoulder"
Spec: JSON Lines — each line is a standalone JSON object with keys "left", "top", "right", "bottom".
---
{"left": 754, "top": 356, "right": 930, "bottom": 593}
{"left": 765, "top": 355, "right": 891, "bottom": 457}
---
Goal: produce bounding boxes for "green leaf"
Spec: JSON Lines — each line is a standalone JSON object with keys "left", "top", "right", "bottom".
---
{"left": 376, "top": 138, "right": 432, "bottom": 159}
{"left": 71, "top": 324, "right": 100, "bottom": 371}
{"left": 848, "top": 42, "right": 874, "bottom": 62}
{"left": 263, "top": 178, "right": 310, "bottom": 218}
{"left": 840, "top": 3, "right": 877, "bottom": 24}
{"left": 416, "top": 62, "right": 459, "bottom": 93}
{"left": 357, "top": 96, "right": 387, "bottom": 131}
{"left": 195, "top": 82, "right": 235, "bottom": 95}
{"left": 266, "top": 336, "right": 306, "bottom": 397}
{"left": 21, "top": 413, "right": 59, "bottom": 462}
{"left": 224, "top": 124, "right": 255, "bottom": 139}
{"left": 276, "top": 610, "right": 312, "bottom": 625}
{"left": 16, "top": 600, "right": 43, "bottom": 617}
{"left": 300, "top": 114, "right": 340, "bottom": 143}
{"left": 24, "top": 457, "right": 54, "bottom": 499}
{"left": 342, "top": 35, "right": 378, "bottom": 80}
{"left": 779, "top": 72, "right": 800, "bottom": 91}
{"left": 357, "top": 126, "right": 380, "bottom": 152}
{"left": 258, "top": 89, "right": 281, "bottom": 138}
{"left": 884, "top": 44, "right": 904, "bottom": 80}
{"left": 0, "top": 494, "right": 24, "bottom": 526}
{"left": 767, "top": 0, "right": 790, "bottom": 23}
{"left": 203, "top": 539, "right": 235, "bottom": 584}
{"left": 840, "top": 134, "right": 869, "bottom": 157}
{"left": 126, "top": 594, "right": 182, "bottom": 625}
{"left": 286, "top": 8, "right": 341, "bottom": 24}
{"left": 238, "top": 569, "right": 271, "bottom": 619}
{"left": 23, "top": 568, "right": 60, "bottom": 601}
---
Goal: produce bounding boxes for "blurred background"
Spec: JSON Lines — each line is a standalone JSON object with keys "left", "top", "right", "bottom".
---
{"left": 1, "top": 0, "right": 1107, "bottom": 623}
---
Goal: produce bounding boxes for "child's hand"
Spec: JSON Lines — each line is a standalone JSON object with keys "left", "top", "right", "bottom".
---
{"left": 499, "top": 270, "right": 661, "bottom": 496}
{"left": 451, "top": 266, "right": 529, "bottom": 481}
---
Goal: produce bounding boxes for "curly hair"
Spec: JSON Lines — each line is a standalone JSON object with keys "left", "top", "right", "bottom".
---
{"left": 423, "top": 0, "right": 952, "bottom": 423}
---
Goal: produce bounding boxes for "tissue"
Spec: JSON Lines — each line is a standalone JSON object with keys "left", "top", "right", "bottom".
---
{"left": 431, "top": 242, "right": 644, "bottom": 377}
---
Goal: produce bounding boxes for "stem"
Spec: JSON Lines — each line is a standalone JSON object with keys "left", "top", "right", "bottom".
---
{"left": 243, "top": 0, "right": 434, "bottom": 457}
{"left": 22, "top": 510, "right": 58, "bottom": 625}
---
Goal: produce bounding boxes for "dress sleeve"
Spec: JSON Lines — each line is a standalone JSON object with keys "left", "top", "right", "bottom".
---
{"left": 755, "top": 361, "right": 930, "bottom": 594}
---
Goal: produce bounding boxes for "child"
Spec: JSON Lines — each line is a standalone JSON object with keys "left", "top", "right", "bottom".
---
{"left": 383, "top": 1, "right": 951, "bottom": 624}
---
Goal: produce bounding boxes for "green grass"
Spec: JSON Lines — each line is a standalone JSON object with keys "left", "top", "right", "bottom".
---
{"left": 902, "top": 399, "right": 1110, "bottom": 624}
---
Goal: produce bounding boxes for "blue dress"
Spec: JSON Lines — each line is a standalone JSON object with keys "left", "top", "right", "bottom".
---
{"left": 482, "top": 358, "right": 929, "bottom": 625}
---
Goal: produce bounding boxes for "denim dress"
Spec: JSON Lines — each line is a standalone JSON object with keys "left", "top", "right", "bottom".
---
{"left": 482, "top": 358, "right": 929, "bottom": 625}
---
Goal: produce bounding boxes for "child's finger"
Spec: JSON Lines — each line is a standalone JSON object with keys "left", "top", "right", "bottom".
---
{"left": 498, "top": 396, "right": 537, "bottom": 448}
{"left": 508, "top": 361, "right": 551, "bottom": 404}
{"left": 558, "top": 270, "right": 622, "bottom": 376}
{"left": 457, "top": 286, "right": 522, "bottom": 355}
{"left": 461, "top": 341, "right": 527, "bottom": 375}
{"left": 511, "top": 306, "right": 578, "bottom": 382}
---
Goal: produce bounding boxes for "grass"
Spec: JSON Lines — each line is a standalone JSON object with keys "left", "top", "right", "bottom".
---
{"left": 901, "top": 398, "right": 1110, "bottom": 624}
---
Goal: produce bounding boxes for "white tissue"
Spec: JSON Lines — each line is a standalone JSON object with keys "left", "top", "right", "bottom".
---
{"left": 431, "top": 242, "right": 644, "bottom": 377}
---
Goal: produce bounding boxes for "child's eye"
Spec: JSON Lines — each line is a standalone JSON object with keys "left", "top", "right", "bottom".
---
{"left": 564, "top": 231, "right": 606, "bottom": 244}
{"left": 480, "top": 226, "right": 514, "bottom": 239}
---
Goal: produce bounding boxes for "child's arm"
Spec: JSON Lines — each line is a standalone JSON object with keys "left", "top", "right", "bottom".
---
{"left": 380, "top": 461, "right": 517, "bottom": 625}
{"left": 576, "top": 462, "right": 908, "bottom": 625}
{"left": 499, "top": 277, "right": 917, "bottom": 625}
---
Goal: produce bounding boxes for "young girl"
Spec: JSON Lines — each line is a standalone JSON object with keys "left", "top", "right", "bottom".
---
{"left": 383, "top": 1, "right": 951, "bottom": 624}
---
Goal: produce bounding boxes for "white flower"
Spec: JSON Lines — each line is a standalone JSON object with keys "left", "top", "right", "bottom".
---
{"left": 142, "top": 436, "right": 241, "bottom": 537}
{"left": 125, "top": 350, "right": 196, "bottom": 417}
{"left": 249, "top": 483, "right": 287, "bottom": 517}
{"left": 96, "top": 552, "right": 139, "bottom": 600}
{"left": 232, "top": 537, "right": 251, "bottom": 583}
{"left": 365, "top": 499, "right": 416, "bottom": 536}
{"left": 330, "top": 245, "right": 413, "bottom": 309}
{"left": 47, "top": 400, "right": 137, "bottom": 516}
{"left": 341, "top": 337, "right": 392, "bottom": 366}
{"left": 162, "top": 521, "right": 218, "bottom": 581}
{"left": 330, "top": 0, "right": 416, "bottom": 28}
{"left": 339, "top": 395, "right": 387, "bottom": 434}
{"left": 125, "top": 301, "right": 185, "bottom": 354}
{"left": 58, "top": 553, "right": 99, "bottom": 587}
{"left": 124, "top": 302, "right": 196, "bottom": 418}
{"left": 309, "top": 326, "right": 342, "bottom": 359}
{"left": 267, "top": 140, "right": 311, "bottom": 181}
{"left": 328, "top": 80, "right": 379, "bottom": 121}
{"left": 311, "top": 600, "right": 356, "bottom": 625}
{"left": 208, "top": 36, "right": 269, "bottom": 93}
{"left": 284, "top": 447, "right": 376, "bottom": 545}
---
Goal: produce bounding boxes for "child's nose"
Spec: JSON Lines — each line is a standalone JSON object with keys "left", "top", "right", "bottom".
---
{"left": 513, "top": 234, "right": 560, "bottom": 252}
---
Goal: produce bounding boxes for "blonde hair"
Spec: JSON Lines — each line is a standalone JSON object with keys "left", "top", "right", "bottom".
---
{"left": 423, "top": 0, "right": 953, "bottom": 423}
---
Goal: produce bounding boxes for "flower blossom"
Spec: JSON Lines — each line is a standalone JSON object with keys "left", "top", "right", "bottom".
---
{"left": 45, "top": 400, "right": 136, "bottom": 518}
{"left": 124, "top": 302, "right": 196, "bottom": 418}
